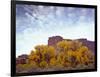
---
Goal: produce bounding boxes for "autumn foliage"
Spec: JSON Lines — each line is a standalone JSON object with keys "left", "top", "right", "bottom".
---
{"left": 16, "top": 40, "right": 95, "bottom": 73}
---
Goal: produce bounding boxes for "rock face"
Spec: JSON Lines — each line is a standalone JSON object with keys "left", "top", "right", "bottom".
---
{"left": 48, "top": 36, "right": 63, "bottom": 47}
{"left": 48, "top": 36, "right": 95, "bottom": 52}
{"left": 78, "top": 39, "right": 95, "bottom": 53}
{"left": 16, "top": 54, "right": 28, "bottom": 64}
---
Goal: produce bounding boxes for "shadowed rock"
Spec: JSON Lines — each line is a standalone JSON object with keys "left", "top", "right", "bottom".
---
{"left": 48, "top": 36, "right": 95, "bottom": 52}
{"left": 16, "top": 54, "right": 28, "bottom": 64}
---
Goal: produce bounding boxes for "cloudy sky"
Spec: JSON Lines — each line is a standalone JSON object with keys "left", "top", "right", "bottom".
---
{"left": 16, "top": 4, "right": 95, "bottom": 57}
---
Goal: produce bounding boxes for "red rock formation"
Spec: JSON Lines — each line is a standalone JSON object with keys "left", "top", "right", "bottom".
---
{"left": 48, "top": 36, "right": 63, "bottom": 47}
{"left": 48, "top": 36, "right": 95, "bottom": 53}
{"left": 78, "top": 39, "right": 95, "bottom": 53}
{"left": 16, "top": 54, "right": 28, "bottom": 64}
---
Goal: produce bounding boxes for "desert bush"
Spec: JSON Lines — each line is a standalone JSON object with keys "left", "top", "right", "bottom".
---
{"left": 39, "top": 61, "right": 48, "bottom": 68}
